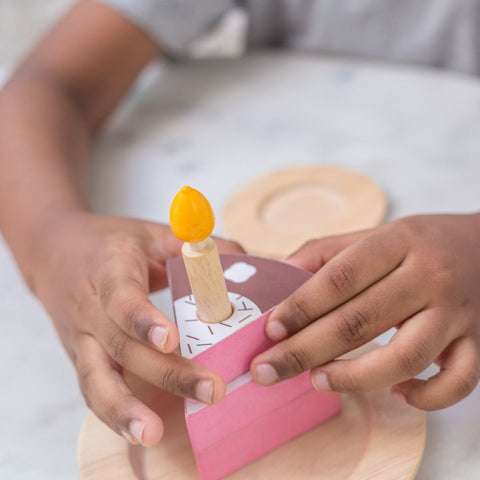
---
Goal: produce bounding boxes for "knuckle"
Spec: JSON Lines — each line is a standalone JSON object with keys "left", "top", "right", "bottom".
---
{"left": 396, "top": 217, "right": 426, "bottom": 241}
{"left": 108, "top": 331, "right": 131, "bottom": 365}
{"left": 105, "top": 232, "right": 142, "bottom": 256}
{"left": 395, "top": 344, "right": 428, "bottom": 378}
{"left": 133, "top": 316, "right": 153, "bottom": 344}
{"left": 288, "top": 295, "right": 317, "bottom": 330}
{"left": 103, "top": 401, "right": 121, "bottom": 425}
{"left": 155, "top": 365, "right": 190, "bottom": 395}
{"left": 87, "top": 399, "right": 125, "bottom": 431}
{"left": 118, "top": 296, "right": 152, "bottom": 342}
{"left": 326, "top": 260, "right": 356, "bottom": 296}
{"left": 452, "top": 370, "right": 478, "bottom": 399}
{"left": 331, "top": 371, "right": 362, "bottom": 393}
{"left": 279, "top": 345, "right": 311, "bottom": 377}
{"left": 98, "top": 277, "right": 117, "bottom": 306}
{"left": 416, "top": 389, "right": 440, "bottom": 412}
{"left": 336, "top": 308, "right": 371, "bottom": 346}
{"left": 120, "top": 302, "right": 140, "bottom": 333}
{"left": 76, "top": 358, "right": 129, "bottom": 429}
{"left": 157, "top": 365, "right": 176, "bottom": 391}
{"left": 432, "top": 262, "right": 456, "bottom": 296}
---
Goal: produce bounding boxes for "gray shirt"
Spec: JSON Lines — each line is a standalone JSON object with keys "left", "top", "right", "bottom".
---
{"left": 98, "top": 0, "right": 480, "bottom": 75}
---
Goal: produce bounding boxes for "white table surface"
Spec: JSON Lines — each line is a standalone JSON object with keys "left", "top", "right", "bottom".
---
{"left": 1, "top": 52, "right": 480, "bottom": 479}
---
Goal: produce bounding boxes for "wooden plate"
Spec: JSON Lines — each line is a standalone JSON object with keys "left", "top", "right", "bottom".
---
{"left": 223, "top": 166, "right": 387, "bottom": 258}
{"left": 78, "top": 386, "right": 425, "bottom": 480}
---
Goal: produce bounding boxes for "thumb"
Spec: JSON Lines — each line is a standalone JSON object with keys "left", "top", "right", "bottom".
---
{"left": 214, "top": 236, "right": 246, "bottom": 255}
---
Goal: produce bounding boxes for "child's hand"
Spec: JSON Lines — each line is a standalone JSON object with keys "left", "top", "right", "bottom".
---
{"left": 251, "top": 214, "right": 480, "bottom": 410}
{"left": 31, "top": 212, "right": 243, "bottom": 445}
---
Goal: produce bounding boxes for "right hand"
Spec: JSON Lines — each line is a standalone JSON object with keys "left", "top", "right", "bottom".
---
{"left": 30, "top": 211, "right": 243, "bottom": 445}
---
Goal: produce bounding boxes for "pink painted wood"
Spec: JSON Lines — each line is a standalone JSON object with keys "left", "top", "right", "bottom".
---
{"left": 167, "top": 254, "right": 342, "bottom": 479}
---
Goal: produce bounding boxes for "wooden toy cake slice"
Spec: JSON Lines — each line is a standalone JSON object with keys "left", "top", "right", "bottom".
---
{"left": 168, "top": 186, "right": 341, "bottom": 480}
{"left": 166, "top": 254, "right": 341, "bottom": 480}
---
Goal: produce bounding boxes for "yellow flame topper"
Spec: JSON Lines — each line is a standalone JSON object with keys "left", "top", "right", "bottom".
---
{"left": 170, "top": 186, "right": 215, "bottom": 243}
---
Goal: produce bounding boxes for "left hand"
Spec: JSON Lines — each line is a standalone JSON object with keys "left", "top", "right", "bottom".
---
{"left": 29, "top": 211, "right": 244, "bottom": 445}
{"left": 250, "top": 214, "right": 480, "bottom": 410}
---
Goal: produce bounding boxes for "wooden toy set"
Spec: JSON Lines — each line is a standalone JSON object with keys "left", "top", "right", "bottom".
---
{"left": 168, "top": 186, "right": 341, "bottom": 479}
{"left": 78, "top": 171, "right": 425, "bottom": 480}
{"left": 167, "top": 254, "right": 341, "bottom": 479}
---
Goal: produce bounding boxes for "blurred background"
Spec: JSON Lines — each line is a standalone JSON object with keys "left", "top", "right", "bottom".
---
{"left": 2, "top": 2, "right": 480, "bottom": 480}
{"left": 0, "top": 1, "right": 73, "bottom": 67}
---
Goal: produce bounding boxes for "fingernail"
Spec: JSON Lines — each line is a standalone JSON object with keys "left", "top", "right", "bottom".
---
{"left": 120, "top": 429, "right": 137, "bottom": 444}
{"left": 151, "top": 325, "right": 169, "bottom": 351}
{"left": 311, "top": 371, "right": 331, "bottom": 391}
{"left": 196, "top": 380, "right": 213, "bottom": 404}
{"left": 128, "top": 419, "right": 145, "bottom": 444}
{"left": 253, "top": 364, "right": 279, "bottom": 385}
{"left": 266, "top": 321, "right": 288, "bottom": 341}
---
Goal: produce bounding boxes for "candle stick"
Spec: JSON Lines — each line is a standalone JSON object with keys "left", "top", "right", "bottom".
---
{"left": 170, "top": 186, "right": 232, "bottom": 324}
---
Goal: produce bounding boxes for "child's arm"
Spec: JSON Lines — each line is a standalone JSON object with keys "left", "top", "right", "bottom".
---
{"left": 0, "top": 0, "right": 236, "bottom": 445}
{"left": 251, "top": 214, "right": 480, "bottom": 410}
{"left": 0, "top": 0, "right": 157, "bottom": 266}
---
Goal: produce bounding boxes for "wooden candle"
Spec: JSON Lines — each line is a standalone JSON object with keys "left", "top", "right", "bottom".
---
{"left": 170, "top": 186, "right": 232, "bottom": 324}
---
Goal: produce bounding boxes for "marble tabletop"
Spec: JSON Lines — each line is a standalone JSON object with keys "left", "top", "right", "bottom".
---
{"left": 2, "top": 52, "right": 480, "bottom": 479}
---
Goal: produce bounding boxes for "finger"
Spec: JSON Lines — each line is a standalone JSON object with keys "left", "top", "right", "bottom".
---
{"left": 148, "top": 259, "right": 169, "bottom": 292}
{"left": 266, "top": 226, "right": 407, "bottom": 341}
{"left": 213, "top": 236, "right": 246, "bottom": 254}
{"left": 76, "top": 334, "right": 164, "bottom": 446}
{"left": 392, "top": 335, "right": 480, "bottom": 410}
{"left": 285, "top": 229, "right": 372, "bottom": 272}
{"left": 145, "top": 219, "right": 245, "bottom": 256}
{"left": 101, "top": 326, "right": 226, "bottom": 405}
{"left": 95, "top": 257, "right": 179, "bottom": 353}
{"left": 253, "top": 267, "right": 426, "bottom": 384}
{"left": 310, "top": 308, "right": 458, "bottom": 393}
{"left": 143, "top": 221, "right": 183, "bottom": 259}
{"left": 144, "top": 225, "right": 245, "bottom": 288}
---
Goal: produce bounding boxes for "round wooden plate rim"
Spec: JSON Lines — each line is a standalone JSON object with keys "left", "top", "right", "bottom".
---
{"left": 77, "top": 389, "right": 425, "bottom": 480}
{"left": 223, "top": 165, "right": 388, "bottom": 258}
